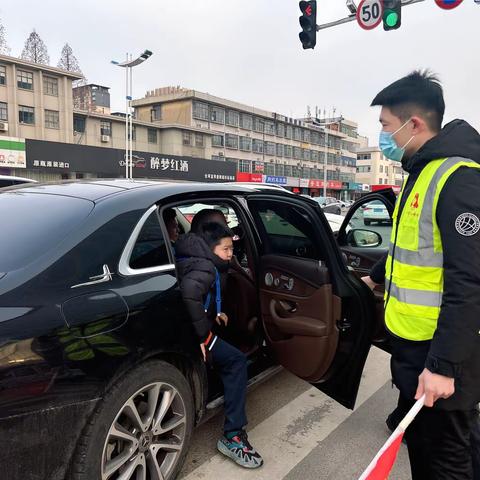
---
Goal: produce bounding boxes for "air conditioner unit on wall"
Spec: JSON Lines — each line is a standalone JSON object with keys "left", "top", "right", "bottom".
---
{"left": 0, "top": 122, "right": 8, "bottom": 131}
{"left": 101, "top": 135, "right": 110, "bottom": 143}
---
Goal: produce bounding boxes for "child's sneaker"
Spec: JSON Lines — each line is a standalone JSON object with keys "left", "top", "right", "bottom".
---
{"left": 217, "top": 430, "right": 263, "bottom": 469}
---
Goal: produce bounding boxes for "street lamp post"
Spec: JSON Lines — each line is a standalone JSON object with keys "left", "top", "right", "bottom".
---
{"left": 322, "top": 126, "right": 329, "bottom": 197}
{"left": 111, "top": 50, "right": 153, "bottom": 179}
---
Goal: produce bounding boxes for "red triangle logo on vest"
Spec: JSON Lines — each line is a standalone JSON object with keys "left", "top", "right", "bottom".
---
{"left": 411, "top": 193, "right": 420, "bottom": 209}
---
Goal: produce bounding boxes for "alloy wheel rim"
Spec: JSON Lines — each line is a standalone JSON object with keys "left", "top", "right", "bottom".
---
{"left": 101, "top": 382, "right": 187, "bottom": 480}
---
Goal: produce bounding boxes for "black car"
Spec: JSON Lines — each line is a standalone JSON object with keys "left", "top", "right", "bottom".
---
{"left": 0, "top": 179, "right": 394, "bottom": 480}
{"left": 0, "top": 174, "right": 37, "bottom": 188}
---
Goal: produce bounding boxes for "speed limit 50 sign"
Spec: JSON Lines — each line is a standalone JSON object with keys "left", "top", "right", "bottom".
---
{"left": 356, "top": 0, "right": 384, "bottom": 30}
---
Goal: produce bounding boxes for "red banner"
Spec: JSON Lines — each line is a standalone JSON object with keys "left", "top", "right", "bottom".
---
{"left": 236, "top": 172, "right": 263, "bottom": 183}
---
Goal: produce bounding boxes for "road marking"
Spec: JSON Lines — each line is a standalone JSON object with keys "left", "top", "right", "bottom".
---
{"left": 181, "top": 347, "right": 391, "bottom": 480}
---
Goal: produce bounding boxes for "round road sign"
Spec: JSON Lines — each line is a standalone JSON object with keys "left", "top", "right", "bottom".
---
{"left": 434, "top": 0, "right": 464, "bottom": 9}
{"left": 356, "top": 0, "right": 383, "bottom": 31}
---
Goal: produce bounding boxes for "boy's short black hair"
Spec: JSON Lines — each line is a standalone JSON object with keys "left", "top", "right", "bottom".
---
{"left": 191, "top": 209, "right": 226, "bottom": 233}
{"left": 371, "top": 70, "right": 445, "bottom": 132}
{"left": 199, "top": 222, "right": 234, "bottom": 249}
{"left": 163, "top": 208, "right": 177, "bottom": 223}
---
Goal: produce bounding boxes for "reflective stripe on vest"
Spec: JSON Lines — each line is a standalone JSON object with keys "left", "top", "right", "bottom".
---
{"left": 385, "top": 156, "right": 480, "bottom": 341}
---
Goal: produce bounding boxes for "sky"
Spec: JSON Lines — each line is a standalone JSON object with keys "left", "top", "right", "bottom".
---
{"left": 1, "top": 0, "right": 478, "bottom": 143}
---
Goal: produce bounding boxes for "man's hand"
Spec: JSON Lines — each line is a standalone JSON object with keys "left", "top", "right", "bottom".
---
{"left": 361, "top": 275, "right": 378, "bottom": 290}
{"left": 415, "top": 368, "right": 455, "bottom": 407}
{"left": 216, "top": 312, "right": 228, "bottom": 326}
{"left": 200, "top": 343, "right": 206, "bottom": 362}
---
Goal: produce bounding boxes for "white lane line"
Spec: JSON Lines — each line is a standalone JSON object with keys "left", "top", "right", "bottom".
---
{"left": 181, "top": 347, "right": 391, "bottom": 480}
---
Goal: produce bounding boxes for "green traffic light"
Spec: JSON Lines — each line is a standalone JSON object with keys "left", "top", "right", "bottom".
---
{"left": 385, "top": 11, "right": 399, "bottom": 27}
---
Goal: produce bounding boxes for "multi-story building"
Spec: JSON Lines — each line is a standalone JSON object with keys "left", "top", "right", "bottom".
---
{"left": 133, "top": 87, "right": 364, "bottom": 197}
{"left": 355, "top": 146, "right": 404, "bottom": 191}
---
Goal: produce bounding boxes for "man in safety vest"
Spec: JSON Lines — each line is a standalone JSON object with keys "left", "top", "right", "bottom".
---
{"left": 363, "top": 70, "right": 480, "bottom": 479}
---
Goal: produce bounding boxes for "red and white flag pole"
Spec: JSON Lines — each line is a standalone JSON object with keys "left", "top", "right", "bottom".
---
{"left": 358, "top": 394, "right": 426, "bottom": 480}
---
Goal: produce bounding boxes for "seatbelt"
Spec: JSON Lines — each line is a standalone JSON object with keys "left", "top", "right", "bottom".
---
{"left": 204, "top": 268, "right": 221, "bottom": 314}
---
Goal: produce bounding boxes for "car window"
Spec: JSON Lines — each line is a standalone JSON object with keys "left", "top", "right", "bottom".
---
{"left": 348, "top": 198, "right": 392, "bottom": 250}
{"left": 249, "top": 199, "right": 323, "bottom": 260}
{"left": 129, "top": 210, "right": 170, "bottom": 269}
{"left": 0, "top": 192, "right": 94, "bottom": 272}
{"left": 177, "top": 203, "right": 238, "bottom": 229}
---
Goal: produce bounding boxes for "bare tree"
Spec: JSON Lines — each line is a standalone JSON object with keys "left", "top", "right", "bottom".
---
{"left": 58, "top": 43, "right": 86, "bottom": 85}
{"left": 0, "top": 19, "right": 11, "bottom": 55}
{"left": 21, "top": 29, "right": 50, "bottom": 64}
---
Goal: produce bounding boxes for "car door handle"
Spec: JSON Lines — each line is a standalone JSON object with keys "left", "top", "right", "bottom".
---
{"left": 71, "top": 264, "right": 113, "bottom": 289}
{"left": 277, "top": 300, "right": 297, "bottom": 314}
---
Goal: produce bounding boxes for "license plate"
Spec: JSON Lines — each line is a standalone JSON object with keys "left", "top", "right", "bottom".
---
{"left": 374, "top": 208, "right": 383, "bottom": 213}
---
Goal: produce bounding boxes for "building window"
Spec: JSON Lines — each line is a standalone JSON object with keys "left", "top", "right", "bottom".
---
{"left": 253, "top": 117, "right": 265, "bottom": 133}
{"left": 276, "top": 123, "right": 285, "bottom": 138}
{"left": 45, "top": 109, "right": 59, "bottom": 129}
{"left": 43, "top": 76, "right": 58, "bottom": 96}
{"left": 195, "top": 133, "right": 204, "bottom": 147}
{"left": 0, "top": 65, "right": 6, "bottom": 85}
{"left": 192, "top": 101, "right": 208, "bottom": 121}
{"left": 73, "top": 114, "right": 85, "bottom": 133}
{"left": 19, "top": 105, "right": 34, "bottom": 125}
{"left": 240, "top": 113, "right": 253, "bottom": 130}
{"left": 0, "top": 102, "right": 7, "bottom": 121}
{"left": 294, "top": 127, "right": 302, "bottom": 141}
{"left": 285, "top": 125, "right": 293, "bottom": 139}
{"left": 17, "top": 70, "right": 33, "bottom": 90}
{"left": 311, "top": 150, "right": 319, "bottom": 162}
{"left": 239, "top": 136, "right": 251, "bottom": 151}
{"left": 252, "top": 139, "right": 264, "bottom": 154}
{"left": 303, "top": 149, "right": 311, "bottom": 161}
{"left": 210, "top": 105, "right": 225, "bottom": 124}
{"left": 226, "top": 157, "right": 238, "bottom": 167}
{"left": 275, "top": 164, "right": 285, "bottom": 176}
{"left": 293, "top": 146, "right": 303, "bottom": 160}
{"left": 148, "top": 128, "right": 158, "bottom": 144}
{"left": 284, "top": 165, "right": 292, "bottom": 176}
{"left": 276, "top": 143, "right": 283, "bottom": 157}
{"left": 100, "top": 121, "right": 111, "bottom": 136}
{"left": 212, "top": 134, "right": 224, "bottom": 147}
{"left": 183, "top": 131, "right": 192, "bottom": 146}
{"left": 212, "top": 155, "right": 225, "bottom": 162}
{"left": 225, "top": 134, "right": 238, "bottom": 149}
{"left": 303, "top": 129, "right": 311, "bottom": 143}
{"left": 284, "top": 145, "right": 292, "bottom": 158}
{"left": 264, "top": 121, "right": 275, "bottom": 135}
{"left": 379, "top": 165, "right": 383, "bottom": 173}
{"left": 265, "top": 163, "right": 275, "bottom": 175}
{"left": 265, "top": 141, "right": 275, "bottom": 156}
{"left": 357, "top": 153, "right": 371, "bottom": 160}
{"left": 151, "top": 104, "right": 162, "bottom": 121}
{"left": 226, "top": 110, "right": 239, "bottom": 127}
{"left": 311, "top": 131, "right": 320, "bottom": 145}
{"left": 239, "top": 159, "right": 251, "bottom": 173}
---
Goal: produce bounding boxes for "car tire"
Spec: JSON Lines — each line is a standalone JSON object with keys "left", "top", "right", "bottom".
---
{"left": 70, "top": 360, "right": 194, "bottom": 480}
{"left": 364, "top": 219, "right": 370, "bottom": 226}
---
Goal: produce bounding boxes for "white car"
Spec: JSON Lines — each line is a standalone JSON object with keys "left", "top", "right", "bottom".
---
{"left": 363, "top": 201, "right": 391, "bottom": 226}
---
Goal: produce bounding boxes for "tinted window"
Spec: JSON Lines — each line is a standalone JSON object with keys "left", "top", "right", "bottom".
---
{"left": 129, "top": 210, "right": 170, "bottom": 269}
{"left": 0, "top": 193, "right": 93, "bottom": 272}
{"left": 250, "top": 200, "right": 322, "bottom": 260}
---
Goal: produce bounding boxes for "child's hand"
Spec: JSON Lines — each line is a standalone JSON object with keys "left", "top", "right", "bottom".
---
{"left": 216, "top": 312, "right": 228, "bottom": 326}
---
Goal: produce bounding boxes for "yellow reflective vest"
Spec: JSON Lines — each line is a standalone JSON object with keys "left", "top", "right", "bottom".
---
{"left": 385, "top": 156, "right": 480, "bottom": 341}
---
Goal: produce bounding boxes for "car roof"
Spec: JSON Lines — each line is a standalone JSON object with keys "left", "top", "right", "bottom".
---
{"left": 3, "top": 178, "right": 292, "bottom": 203}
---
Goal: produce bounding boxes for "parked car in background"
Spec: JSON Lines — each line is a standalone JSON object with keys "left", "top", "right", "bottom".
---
{"left": 312, "top": 196, "right": 342, "bottom": 215}
{"left": 0, "top": 179, "right": 391, "bottom": 480}
{"left": 362, "top": 200, "right": 392, "bottom": 226}
{"left": 0, "top": 175, "right": 37, "bottom": 188}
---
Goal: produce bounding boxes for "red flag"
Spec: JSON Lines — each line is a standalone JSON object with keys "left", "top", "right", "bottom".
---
{"left": 358, "top": 395, "right": 425, "bottom": 480}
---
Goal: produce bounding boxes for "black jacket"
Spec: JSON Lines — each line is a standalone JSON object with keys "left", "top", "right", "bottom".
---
{"left": 372, "top": 120, "right": 480, "bottom": 410}
{"left": 175, "top": 233, "right": 229, "bottom": 343}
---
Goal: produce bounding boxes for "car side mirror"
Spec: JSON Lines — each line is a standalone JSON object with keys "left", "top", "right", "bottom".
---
{"left": 346, "top": 229, "right": 382, "bottom": 248}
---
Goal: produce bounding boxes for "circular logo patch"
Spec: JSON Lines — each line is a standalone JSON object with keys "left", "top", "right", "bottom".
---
{"left": 455, "top": 213, "right": 480, "bottom": 237}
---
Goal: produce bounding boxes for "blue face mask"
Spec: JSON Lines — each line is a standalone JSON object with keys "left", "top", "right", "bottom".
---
{"left": 379, "top": 119, "right": 414, "bottom": 162}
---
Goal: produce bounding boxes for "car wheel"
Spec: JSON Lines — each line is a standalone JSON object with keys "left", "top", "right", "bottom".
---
{"left": 70, "top": 360, "right": 194, "bottom": 480}
{"left": 364, "top": 219, "right": 370, "bottom": 226}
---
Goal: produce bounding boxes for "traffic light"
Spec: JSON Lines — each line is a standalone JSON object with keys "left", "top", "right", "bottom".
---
{"left": 383, "top": 0, "right": 401, "bottom": 31}
{"left": 299, "top": 1, "right": 317, "bottom": 49}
